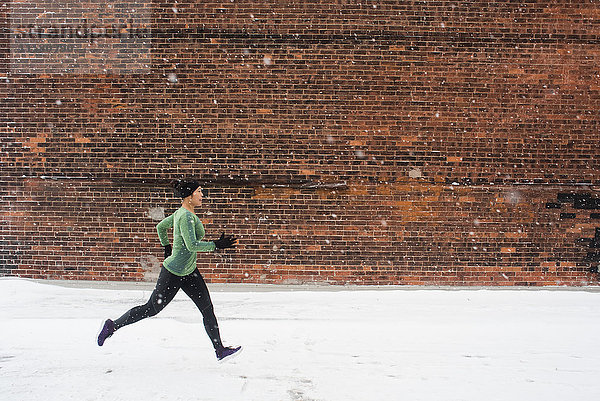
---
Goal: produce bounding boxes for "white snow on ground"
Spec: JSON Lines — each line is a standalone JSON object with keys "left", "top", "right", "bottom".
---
{"left": 1, "top": 277, "right": 599, "bottom": 401}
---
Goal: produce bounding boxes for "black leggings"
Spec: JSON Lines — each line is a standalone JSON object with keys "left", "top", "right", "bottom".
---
{"left": 113, "top": 266, "right": 223, "bottom": 350}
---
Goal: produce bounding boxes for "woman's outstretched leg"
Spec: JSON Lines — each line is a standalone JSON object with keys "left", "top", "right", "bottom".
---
{"left": 180, "top": 270, "right": 223, "bottom": 350}
{"left": 97, "top": 267, "right": 181, "bottom": 346}
{"left": 180, "top": 270, "right": 242, "bottom": 361}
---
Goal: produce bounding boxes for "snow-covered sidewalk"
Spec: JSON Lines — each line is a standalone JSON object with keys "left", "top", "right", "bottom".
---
{"left": 1, "top": 278, "right": 599, "bottom": 401}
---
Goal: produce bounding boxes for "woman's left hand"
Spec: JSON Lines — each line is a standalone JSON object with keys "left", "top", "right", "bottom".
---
{"left": 213, "top": 233, "right": 238, "bottom": 249}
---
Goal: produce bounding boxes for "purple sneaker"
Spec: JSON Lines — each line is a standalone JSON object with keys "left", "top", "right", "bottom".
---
{"left": 97, "top": 319, "right": 115, "bottom": 346}
{"left": 215, "top": 346, "right": 242, "bottom": 362}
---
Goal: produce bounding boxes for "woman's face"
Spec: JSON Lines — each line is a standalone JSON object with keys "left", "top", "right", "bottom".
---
{"left": 188, "top": 187, "right": 203, "bottom": 208}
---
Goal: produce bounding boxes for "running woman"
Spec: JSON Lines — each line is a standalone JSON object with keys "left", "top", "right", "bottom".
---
{"left": 97, "top": 179, "right": 241, "bottom": 361}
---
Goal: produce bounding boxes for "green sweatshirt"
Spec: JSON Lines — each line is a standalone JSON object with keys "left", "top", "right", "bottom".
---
{"left": 156, "top": 207, "right": 216, "bottom": 276}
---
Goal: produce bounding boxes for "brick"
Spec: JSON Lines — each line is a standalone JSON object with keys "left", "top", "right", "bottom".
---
{"left": 1, "top": 1, "right": 598, "bottom": 287}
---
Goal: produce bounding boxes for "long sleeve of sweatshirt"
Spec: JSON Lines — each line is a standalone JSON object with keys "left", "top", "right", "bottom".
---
{"left": 156, "top": 208, "right": 216, "bottom": 276}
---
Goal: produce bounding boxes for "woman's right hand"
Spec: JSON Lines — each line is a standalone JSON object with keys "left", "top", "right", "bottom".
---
{"left": 163, "top": 244, "right": 172, "bottom": 258}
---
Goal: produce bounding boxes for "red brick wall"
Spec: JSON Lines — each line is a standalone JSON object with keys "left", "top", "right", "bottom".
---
{"left": 1, "top": 1, "right": 599, "bottom": 285}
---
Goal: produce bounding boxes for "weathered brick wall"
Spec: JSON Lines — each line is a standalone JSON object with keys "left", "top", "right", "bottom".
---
{"left": 1, "top": 0, "right": 599, "bottom": 285}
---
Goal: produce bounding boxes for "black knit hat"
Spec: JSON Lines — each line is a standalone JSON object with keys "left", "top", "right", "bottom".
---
{"left": 172, "top": 179, "right": 201, "bottom": 198}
